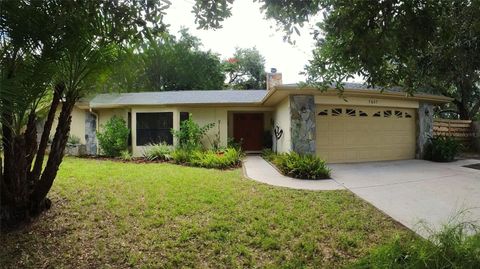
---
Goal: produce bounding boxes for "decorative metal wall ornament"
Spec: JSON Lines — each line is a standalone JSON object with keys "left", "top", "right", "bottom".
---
{"left": 274, "top": 125, "right": 283, "bottom": 153}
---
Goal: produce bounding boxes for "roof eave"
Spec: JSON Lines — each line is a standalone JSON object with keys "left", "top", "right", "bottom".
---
{"left": 264, "top": 85, "right": 453, "bottom": 104}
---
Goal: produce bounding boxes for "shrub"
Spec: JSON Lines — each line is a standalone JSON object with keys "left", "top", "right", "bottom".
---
{"left": 67, "top": 135, "right": 81, "bottom": 145}
{"left": 350, "top": 222, "right": 480, "bottom": 269}
{"left": 120, "top": 150, "right": 133, "bottom": 161}
{"left": 261, "top": 148, "right": 275, "bottom": 161}
{"left": 143, "top": 143, "right": 173, "bottom": 161}
{"left": 97, "top": 116, "right": 130, "bottom": 157}
{"left": 425, "top": 135, "right": 462, "bottom": 162}
{"left": 271, "top": 152, "right": 331, "bottom": 179}
{"left": 227, "top": 136, "right": 242, "bottom": 151}
{"left": 171, "top": 114, "right": 215, "bottom": 151}
{"left": 171, "top": 149, "right": 192, "bottom": 164}
{"left": 190, "top": 148, "right": 243, "bottom": 169}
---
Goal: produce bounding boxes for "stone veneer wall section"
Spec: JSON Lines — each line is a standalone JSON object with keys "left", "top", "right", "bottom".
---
{"left": 290, "top": 95, "right": 316, "bottom": 155}
{"left": 416, "top": 102, "right": 434, "bottom": 159}
{"left": 85, "top": 112, "right": 97, "bottom": 155}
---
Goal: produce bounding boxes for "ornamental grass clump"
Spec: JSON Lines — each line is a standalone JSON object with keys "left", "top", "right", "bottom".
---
{"left": 350, "top": 221, "right": 480, "bottom": 268}
{"left": 143, "top": 143, "right": 174, "bottom": 161}
{"left": 271, "top": 152, "right": 331, "bottom": 180}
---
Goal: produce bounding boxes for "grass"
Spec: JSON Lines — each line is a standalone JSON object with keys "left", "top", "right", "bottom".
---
{"left": 1, "top": 157, "right": 414, "bottom": 268}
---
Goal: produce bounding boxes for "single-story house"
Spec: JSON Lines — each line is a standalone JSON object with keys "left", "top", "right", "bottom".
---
{"left": 61, "top": 71, "right": 451, "bottom": 163}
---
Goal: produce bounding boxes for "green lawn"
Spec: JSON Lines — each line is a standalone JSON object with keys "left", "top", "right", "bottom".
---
{"left": 1, "top": 157, "right": 413, "bottom": 268}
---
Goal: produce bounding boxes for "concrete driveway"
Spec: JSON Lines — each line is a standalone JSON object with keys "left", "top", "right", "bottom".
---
{"left": 330, "top": 159, "right": 480, "bottom": 236}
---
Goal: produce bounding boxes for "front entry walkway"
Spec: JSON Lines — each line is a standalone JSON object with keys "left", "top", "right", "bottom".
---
{"left": 242, "top": 156, "right": 344, "bottom": 190}
{"left": 331, "top": 159, "right": 480, "bottom": 236}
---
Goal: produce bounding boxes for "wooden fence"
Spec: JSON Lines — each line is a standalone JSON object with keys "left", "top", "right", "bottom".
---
{"left": 433, "top": 119, "right": 475, "bottom": 145}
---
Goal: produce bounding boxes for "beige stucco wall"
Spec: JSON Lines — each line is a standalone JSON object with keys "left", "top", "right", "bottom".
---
{"left": 52, "top": 105, "right": 87, "bottom": 144}
{"left": 272, "top": 97, "right": 291, "bottom": 153}
{"left": 126, "top": 106, "right": 276, "bottom": 157}
{"left": 97, "top": 108, "right": 128, "bottom": 129}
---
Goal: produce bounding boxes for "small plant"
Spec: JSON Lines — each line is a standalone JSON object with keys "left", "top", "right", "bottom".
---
{"left": 171, "top": 149, "right": 192, "bottom": 164}
{"left": 425, "top": 135, "right": 462, "bottom": 162}
{"left": 171, "top": 114, "right": 215, "bottom": 151}
{"left": 143, "top": 143, "right": 173, "bottom": 161}
{"left": 261, "top": 148, "right": 275, "bottom": 161}
{"left": 67, "top": 135, "right": 81, "bottom": 145}
{"left": 190, "top": 148, "right": 243, "bottom": 169}
{"left": 97, "top": 116, "right": 130, "bottom": 157}
{"left": 271, "top": 152, "right": 331, "bottom": 179}
{"left": 120, "top": 150, "right": 133, "bottom": 161}
{"left": 227, "top": 136, "right": 242, "bottom": 151}
{"left": 350, "top": 221, "right": 480, "bottom": 268}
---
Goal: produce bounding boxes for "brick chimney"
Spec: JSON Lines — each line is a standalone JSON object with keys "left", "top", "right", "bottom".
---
{"left": 266, "top": 68, "right": 282, "bottom": 91}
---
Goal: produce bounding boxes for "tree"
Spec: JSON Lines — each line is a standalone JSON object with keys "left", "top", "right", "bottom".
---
{"left": 191, "top": 0, "right": 480, "bottom": 119}
{"left": 223, "top": 47, "right": 266, "bottom": 90}
{"left": 98, "top": 29, "right": 225, "bottom": 92}
{"left": 0, "top": 0, "right": 169, "bottom": 227}
{"left": 143, "top": 29, "right": 225, "bottom": 91}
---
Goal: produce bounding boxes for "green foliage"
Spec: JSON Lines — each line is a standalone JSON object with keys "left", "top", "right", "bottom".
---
{"left": 190, "top": 148, "right": 243, "bottom": 169}
{"left": 143, "top": 143, "right": 174, "bottom": 161}
{"left": 425, "top": 136, "right": 462, "bottom": 162}
{"left": 144, "top": 29, "right": 225, "bottom": 91}
{"left": 102, "top": 29, "right": 225, "bottom": 93}
{"left": 270, "top": 152, "right": 331, "bottom": 180}
{"left": 171, "top": 147, "right": 243, "bottom": 169}
{"left": 287, "top": 1, "right": 480, "bottom": 120}
{"left": 67, "top": 135, "right": 81, "bottom": 145}
{"left": 172, "top": 115, "right": 215, "bottom": 151}
{"left": 97, "top": 116, "right": 130, "bottom": 157}
{"left": 350, "top": 222, "right": 480, "bottom": 269}
{"left": 261, "top": 148, "right": 275, "bottom": 162}
{"left": 120, "top": 150, "right": 133, "bottom": 161}
{"left": 223, "top": 47, "right": 266, "bottom": 89}
{"left": 171, "top": 149, "right": 192, "bottom": 164}
{"left": 227, "top": 136, "right": 242, "bottom": 151}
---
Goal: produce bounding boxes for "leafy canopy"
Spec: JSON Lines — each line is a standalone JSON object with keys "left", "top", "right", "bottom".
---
{"left": 192, "top": 0, "right": 480, "bottom": 119}
{"left": 224, "top": 47, "right": 266, "bottom": 90}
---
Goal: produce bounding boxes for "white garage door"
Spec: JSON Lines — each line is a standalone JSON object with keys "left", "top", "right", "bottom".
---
{"left": 316, "top": 106, "right": 416, "bottom": 163}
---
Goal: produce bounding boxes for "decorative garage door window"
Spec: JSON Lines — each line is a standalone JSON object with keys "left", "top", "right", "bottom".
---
{"left": 315, "top": 105, "right": 416, "bottom": 163}
{"left": 136, "top": 112, "right": 173, "bottom": 146}
{"left": 318, "top": 107, "right": 412, "bottom": 118}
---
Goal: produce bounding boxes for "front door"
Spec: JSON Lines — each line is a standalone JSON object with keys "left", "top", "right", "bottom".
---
{"left": 233, "top": 113, "right": 264, "bottom": 151}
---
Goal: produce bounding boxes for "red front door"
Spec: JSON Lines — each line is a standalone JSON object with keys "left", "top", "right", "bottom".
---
{"left": 233, "top": 113, "right": 264, "bottom": 151}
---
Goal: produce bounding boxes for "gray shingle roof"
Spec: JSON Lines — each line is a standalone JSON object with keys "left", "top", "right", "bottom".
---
{"left": 90, "top": 90, "right": 268, "bottom": 107}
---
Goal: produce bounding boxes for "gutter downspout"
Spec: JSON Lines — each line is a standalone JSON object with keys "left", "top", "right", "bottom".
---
{"left": 89, "top": 107, "right": 99, "bottom": 155}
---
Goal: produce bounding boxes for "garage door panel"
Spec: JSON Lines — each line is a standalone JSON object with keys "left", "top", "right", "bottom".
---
{"left": 316, "top": 105, "right": 416, "bottom": 163}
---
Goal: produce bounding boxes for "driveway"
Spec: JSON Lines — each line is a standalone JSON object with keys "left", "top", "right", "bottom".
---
{"left": 330, "top": 159, "right": 480, "bottom": 236}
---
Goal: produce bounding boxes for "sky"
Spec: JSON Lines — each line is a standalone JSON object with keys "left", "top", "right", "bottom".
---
{"left": 163, "top": 1, "right": 318, "bottom": 84}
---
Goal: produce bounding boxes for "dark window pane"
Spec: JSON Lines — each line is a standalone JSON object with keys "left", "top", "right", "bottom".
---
{"left": 180, "top": 112, "right": 189, "bottom": 123}
{"left": 136, "top": 112, "right": 173, "bottom": 146}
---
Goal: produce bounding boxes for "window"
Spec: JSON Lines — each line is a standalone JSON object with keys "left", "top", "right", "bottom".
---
{"left": 318, "top": 109, "right": 328, "bottom": 116}
{"left": 180, "top": 112, "right": 189, "bottom": 123}
{"left": 384, "top": 110, "right": 392, "bottom": 117}
{"left": 359, "top": 110, "right": 368, "bottom": 117}
{"left": 394, "top": 110, "right": 403, "bottom": 118}
{"left": 346, "top": 108, "right": 356, "bottom": 116}
{"left": 373, "top": 111, "right": 381, "bottom": 117}
{"left": 332, "top": 108, "right": 343, "bottom": 116}
{"left": 405, "top": 112, "right": 412, "bottom": 118}
{"left": 136, "top": 112, "right": 173, "bottom": 146}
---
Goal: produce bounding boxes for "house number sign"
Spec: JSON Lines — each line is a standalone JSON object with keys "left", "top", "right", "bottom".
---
{"left": 368, "top": 99, "right": 379, "bottom": 104}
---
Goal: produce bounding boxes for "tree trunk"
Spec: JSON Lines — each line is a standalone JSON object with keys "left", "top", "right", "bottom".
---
{"left": 29, "top": 83, "right": 64, "bottom": 182}
{"left": 29, "top": 96, "right": 76, "bottom": 211}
